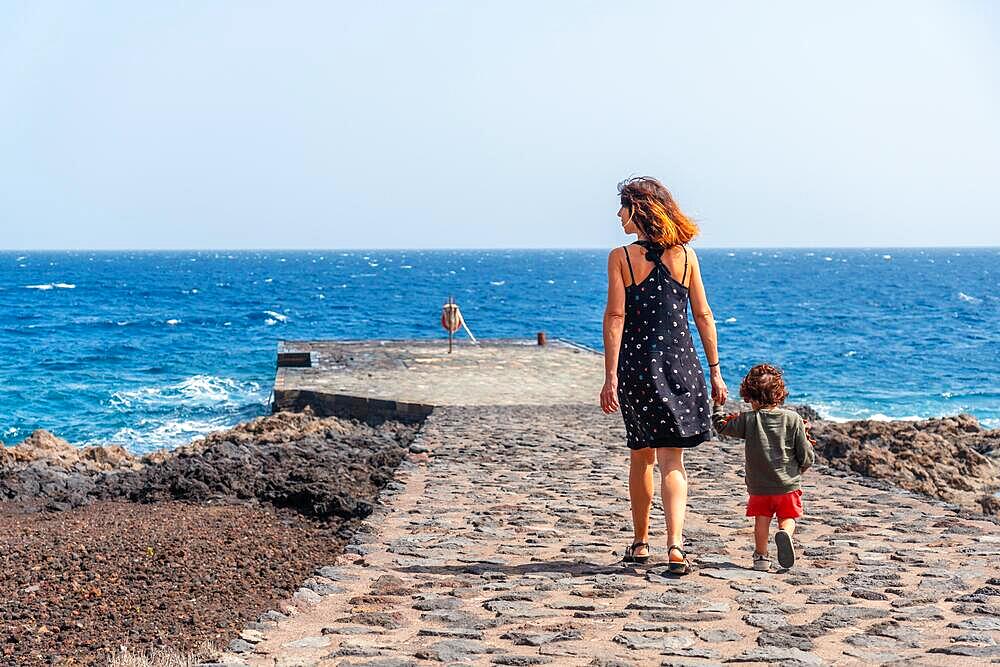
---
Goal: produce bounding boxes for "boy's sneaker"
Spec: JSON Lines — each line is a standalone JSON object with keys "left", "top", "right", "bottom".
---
{"left": 775, "top": 529, "right": 795, "bottom": 569}
{"left": 752, "top": 552, "right": 771, "bottom": 571}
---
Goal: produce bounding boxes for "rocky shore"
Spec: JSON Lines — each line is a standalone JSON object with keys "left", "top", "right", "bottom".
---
{"left": 0, "top": 410, "right": 418, "bottom": 665}
{"left": 802, "top": 410, "right": 1000, "bottom": 516}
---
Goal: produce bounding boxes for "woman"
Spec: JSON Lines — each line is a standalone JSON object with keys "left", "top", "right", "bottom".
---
{"left": 600, "top": 176, "right": 727, "bottom": 574}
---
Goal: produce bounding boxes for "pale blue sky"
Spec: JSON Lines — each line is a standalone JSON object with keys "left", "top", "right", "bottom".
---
{"left": 1, "top": 2, "right": 998, "bottom": 249}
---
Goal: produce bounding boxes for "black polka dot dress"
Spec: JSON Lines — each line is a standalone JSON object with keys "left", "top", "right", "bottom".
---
{"left": 617, "top": 241, "right": 712, "bottom": 450}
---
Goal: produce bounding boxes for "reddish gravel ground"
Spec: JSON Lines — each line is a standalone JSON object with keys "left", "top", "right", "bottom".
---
{"left": 0, "top": 500, "right": 351, "bottom": 666}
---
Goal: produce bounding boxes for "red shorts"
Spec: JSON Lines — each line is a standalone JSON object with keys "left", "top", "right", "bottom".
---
{"left": 746, "top": 490, "right": 803, "bottom": 519}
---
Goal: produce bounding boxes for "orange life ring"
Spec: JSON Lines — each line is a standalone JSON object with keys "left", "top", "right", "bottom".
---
{"left": 441, "top": 303, "right": 462, "bottom": 334}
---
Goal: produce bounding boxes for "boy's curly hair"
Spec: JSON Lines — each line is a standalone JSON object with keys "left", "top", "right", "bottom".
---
{"left": 740, "top": 363, "right": 789, "bottom": 407}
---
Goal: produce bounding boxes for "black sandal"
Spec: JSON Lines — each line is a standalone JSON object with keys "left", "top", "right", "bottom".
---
{"left": 667, "top": 545, "right": 691, "bottom": 575}
{"left": 623, "top": 542, "right": 650, "bottom": 564}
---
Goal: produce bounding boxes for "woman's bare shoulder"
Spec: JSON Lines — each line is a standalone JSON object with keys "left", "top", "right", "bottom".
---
{"left": 608, "top": 246, "right": 628, "bottom": 263}
{"left": 683, "top": 245, "right": 702, "bottom": 270}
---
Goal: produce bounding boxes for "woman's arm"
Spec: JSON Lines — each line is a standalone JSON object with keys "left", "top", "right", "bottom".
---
{"left": 687, "top": 249, "right": 729, "bottom": 405}
{"left": 601, "top": 249, "right": 626, "bottom": 414}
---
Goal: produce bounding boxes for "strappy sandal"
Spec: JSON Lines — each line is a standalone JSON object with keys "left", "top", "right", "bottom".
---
{"left": 667, "top": 545, "right": 691, "bottom": 575}
{"left": 623, "top": 542, "right": 650, "bottom": 564}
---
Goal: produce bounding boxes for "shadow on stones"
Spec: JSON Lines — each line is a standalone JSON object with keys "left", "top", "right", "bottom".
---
{"left": 397, "top": 559, "right": 641, "bottom": 578}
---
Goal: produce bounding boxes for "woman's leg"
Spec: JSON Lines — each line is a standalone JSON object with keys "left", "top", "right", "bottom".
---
{"left": 656, "top": 447, "right": 687, "bottom": 555}
{"left": 628, "top": 448, "right": 656, "bottom": 556}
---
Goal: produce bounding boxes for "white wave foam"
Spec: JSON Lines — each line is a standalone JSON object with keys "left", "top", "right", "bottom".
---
{"left": 882, "top": 255, "right": 892, "bottom": 260}
{"left": 866, "top": 413, "right": 922, "bottom": 422}
{"left": 490, "top": 280, "right": 506, "bottom": 286}
{"left": 845, "top": 350, "right": 856, "bottom": 357}
{"left": 103, "top": 419, "right": 229, "bottom": 451}
{"left": 265, "top": 318, "right": 277, "bottom": 326}
{"left": 546, "top": 279, "right": 555, "bottom": 284}
{"left": 165, "top": 319, "right": 181, "bottom": 325}
{"left": 823, "top": 256, "right": 833, "bottom": 261}
{"left": 724, "top": 317, "right": 737, "bottom": 323}
{"left": 957, "top": 292, "right": 981, "bottom": 304}
{"left": 809, "top": 404, "right": 844, "bottom": 422}
{"left": 15, "top": 256, "right": 26, "bottom": 261}
{"left": 109, "top": 375, "right": 264, "bottom": 411}
{"left": 25, "top": 282, "right": 75, "bottom": 290}
{"left": 811, "top": 402, "right": 967, "bottom": 425}
{"left": 263, "top": 310, "right": 288, "bottom": 322}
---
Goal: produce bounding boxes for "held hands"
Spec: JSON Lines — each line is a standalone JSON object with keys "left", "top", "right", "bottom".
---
{"left": 600, "top": 376, "right": 620, "bottom": 414}
{"left": 803, "top": 419, "right": 817, "bottom": 447}
{"left": 710, "top": 368, "right": 728, "bottom": 406}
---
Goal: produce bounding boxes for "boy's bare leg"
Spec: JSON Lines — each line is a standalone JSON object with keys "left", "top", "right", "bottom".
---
{"left": 778, "top": 518, "right": 796, "bottom": 536}
{"left": 754, "top": 516, "right": 771, "bottom": 554}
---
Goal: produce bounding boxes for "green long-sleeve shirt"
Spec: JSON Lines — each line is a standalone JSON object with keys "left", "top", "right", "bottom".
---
{"left": 712, "top": 404, "right": 814, "bottom": 495}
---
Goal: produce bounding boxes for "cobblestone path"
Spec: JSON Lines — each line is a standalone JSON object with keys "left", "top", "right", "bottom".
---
{"left": 225, "top": 405, "right": 1000, "bottom": 666}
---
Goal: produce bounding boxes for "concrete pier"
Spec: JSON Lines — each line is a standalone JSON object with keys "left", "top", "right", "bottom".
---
{"left": 272, "top": 339, "right": 603, "bottom": 423}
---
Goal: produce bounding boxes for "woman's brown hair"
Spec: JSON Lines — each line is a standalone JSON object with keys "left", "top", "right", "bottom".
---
{"left": 740, "top": 363, "right": 790, "bottom": 407}
{"left": 618, "top": 176, "right": 699, "bottom": 246}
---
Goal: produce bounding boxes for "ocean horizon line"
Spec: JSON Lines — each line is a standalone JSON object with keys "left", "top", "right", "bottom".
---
{"left": 2, "top": 245, "right": 998, "bottom": 253}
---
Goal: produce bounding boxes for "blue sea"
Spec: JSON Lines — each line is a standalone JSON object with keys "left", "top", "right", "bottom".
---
{"left": 1, "top": 249, "right": 997, "bottom": 452}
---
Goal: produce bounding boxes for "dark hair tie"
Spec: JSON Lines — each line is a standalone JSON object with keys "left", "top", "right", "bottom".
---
{"left": 635, "top": 239, "right": 664, "bottom": 263}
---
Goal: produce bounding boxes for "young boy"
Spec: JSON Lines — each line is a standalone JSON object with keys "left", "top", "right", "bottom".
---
{"left": 712, "top": 364, "right": 814, "bottom": 571}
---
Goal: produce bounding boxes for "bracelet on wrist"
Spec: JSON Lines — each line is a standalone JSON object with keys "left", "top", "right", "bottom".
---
{"left": 708, "top": 361, "right": 720, "bottom": 368}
